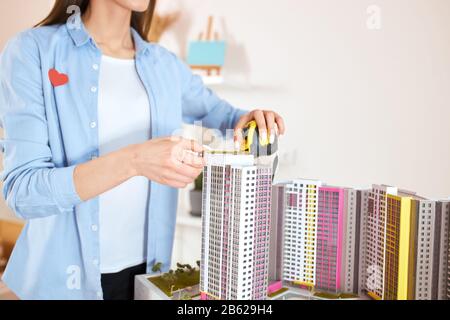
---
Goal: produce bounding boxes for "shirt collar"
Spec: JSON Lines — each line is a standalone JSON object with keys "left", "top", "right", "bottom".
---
{"left": 130, "top": 28, "right": 149, "bottom": 56}
{"left": 66, "top": 12, "right": 90, "bottom": 47}
{"left": 66, "top": 13, "right": 149, "bottom": 56}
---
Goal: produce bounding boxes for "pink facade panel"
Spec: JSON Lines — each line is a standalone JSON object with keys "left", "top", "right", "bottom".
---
{"left": 268, "top": 281, "right": 283, "bottom": 294}
{"left": 315, "top": 187, "right": 344, "bottom": 293}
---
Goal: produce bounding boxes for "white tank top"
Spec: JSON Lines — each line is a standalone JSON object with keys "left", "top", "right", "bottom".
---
{"left": 97, "top": 55, "right": 151, "bottom": 273}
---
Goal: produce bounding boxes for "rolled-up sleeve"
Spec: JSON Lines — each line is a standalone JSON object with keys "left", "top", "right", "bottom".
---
{"left": 177, "top": 56, "right": 247, "bottom": 133}
{"left": 0, "top": 32, "right": 82, "bottom": 220}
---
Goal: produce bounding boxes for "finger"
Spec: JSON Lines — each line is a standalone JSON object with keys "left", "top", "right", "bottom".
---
{"left": 162, "top": 171, "right": 195, "bottom": 185}
{"left": 274, "top": 113, "right": 286, "bottom": 135}
{"left": 234, "top": 129, "right": 244, "bottom": 150}
{"left": 253, "top": 110, "right": 268, "bottom": 142}
{"left": 170, "top": 149, "right": 205, "bottom": 172}
{"left": 234, "top": 113, "right": 251, "bottom": 132}
{"left": 169, "top": 135, "right": 183, "bottom": 143}
{"left": 264, "top": 112, "right": 276, "bottom": 143}
{"left": 234, "top": 114, "right": 251, "bottom": 150}
{"left": 180, "top": 151, "right": 206, "bottom": 168}
{"left": 180, "top": 139, "right": 204, "bottom": 153}
{"left": 173, "top": 162, "right": 203, "bottom": 179}
{"left": 163, "top": 179, "right": 189, "bottom": 189}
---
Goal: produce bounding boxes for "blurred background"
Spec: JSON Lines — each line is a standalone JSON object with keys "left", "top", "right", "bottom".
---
{"left": 1, "top": 0, "right": 450, "bottom": 290}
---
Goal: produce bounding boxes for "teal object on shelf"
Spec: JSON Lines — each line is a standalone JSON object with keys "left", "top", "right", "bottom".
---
{"left": 187, "top": 41, "right": 226, "bottom": 66}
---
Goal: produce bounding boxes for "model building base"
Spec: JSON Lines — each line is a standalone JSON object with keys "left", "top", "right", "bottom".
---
{"left": 134, "top": 269, "right": 371, "bottom": 301}
{"left": 268, "top": 285, "right": 370, "bottom": 301}
{"left": 135, "top": 263, "right": 201, "bottom": 300}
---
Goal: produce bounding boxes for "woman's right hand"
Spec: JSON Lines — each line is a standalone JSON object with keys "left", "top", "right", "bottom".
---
{"left": 129, "top": 137, "right": 205, "bottom": 189}
{"left": 74, "top": 136, "right": 204, "bottom": 201}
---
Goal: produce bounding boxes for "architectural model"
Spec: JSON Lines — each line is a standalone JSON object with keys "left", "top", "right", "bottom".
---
{"left": 138, "top": 159, "right": 449, "bottom": 300}
{"left": 196, "top": 150, "right": 450, "bottom": 300}
{"left": 267, "top": 182, "right": 450, "bottom": 300}
{"left": 269, "top": 182, "right": 368, "bottom": 296}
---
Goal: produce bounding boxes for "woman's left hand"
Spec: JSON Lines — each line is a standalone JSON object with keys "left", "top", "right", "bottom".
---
{"left": 234, "top": 109, "right": 286, "bottom": 149}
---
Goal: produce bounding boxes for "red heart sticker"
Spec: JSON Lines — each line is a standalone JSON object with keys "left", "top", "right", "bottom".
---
{"left": 48, "top": 68, "right": 69, "bottom": 87}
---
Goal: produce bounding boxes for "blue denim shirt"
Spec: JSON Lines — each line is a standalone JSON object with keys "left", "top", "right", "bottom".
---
{"left": 0, "top": 17, "right": 246, "bottom": 300}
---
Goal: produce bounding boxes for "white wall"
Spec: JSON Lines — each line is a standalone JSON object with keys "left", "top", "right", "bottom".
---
{"left": 0, "top": 0, "right": 52, "bottom": 49}
{"left": 160, "top": 0, "right": 450, "bottom": 199}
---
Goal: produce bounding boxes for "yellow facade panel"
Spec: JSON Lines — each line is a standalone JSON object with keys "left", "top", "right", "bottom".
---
{"left": 397, "top": 197, "right": 417, "bottom": 300}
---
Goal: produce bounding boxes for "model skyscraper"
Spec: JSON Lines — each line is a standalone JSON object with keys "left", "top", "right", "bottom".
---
{"left": 356, "top": 190, "right": 370, "bottom": 295}
{"left": 384, "top": 193, "right": 419, "bottom": 300}
{"left": 268, "top": 184, "right": 286, "bottom": 282}
{"left": 199, "top": 153, "right": 272, "bottom": 300}
{"left": 278, "top": 180, "right": 322, "bottom": 287}
{"left": 365, "top": 185, "right": 397, "bottom": 299}
{"left": 342, "top": 188, "right": 369, "bottom": 295}
{"left": 415, "top": 200, "right": 450, "bottom": 300}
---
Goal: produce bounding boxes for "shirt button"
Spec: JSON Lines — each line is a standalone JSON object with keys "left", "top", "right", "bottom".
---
{"left": 91, "top": 224, "right": 98, "bottom": 232}
{"left": 90, "top": 121, "right": 97, "bottom": 129}
{"left": 91, "top": 86, "right": 97, "bottom": 93}
{"left": 92, "top": 64, "right": 99, "bottom": 70}
{"left": 93, "top": 259, "right": 99, "bottom": 266}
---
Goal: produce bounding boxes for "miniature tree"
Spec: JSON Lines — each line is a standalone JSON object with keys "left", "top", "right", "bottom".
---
{"left": 194, "top": 173, "right": 203, "bottom": 191}
{"left": 175, "top": 268, "right": 184, "bottom": 275}
{"left": 196, "top": 260, "right": 200, "bottom": 269}
{"left": 151, "top": 262, "right": 163, "bottom": 274}
{"left": 167, "top": 270, "right": 176, "bottom": 284}
{"left": 161, "top": 272, "right": 170, "bottom": 283}
{"left": 185, "top": 264, "right": 195, "bottom": 275}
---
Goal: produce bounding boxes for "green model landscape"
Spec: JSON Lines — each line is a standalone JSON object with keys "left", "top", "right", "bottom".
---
{"left": 148, "top": 261, "right": 200, "bottom": 298}
{"left": 313, "top": 291, "right": 359, "bottom": 299}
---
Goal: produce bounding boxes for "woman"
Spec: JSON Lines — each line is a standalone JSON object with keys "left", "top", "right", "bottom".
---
{"left": 0, "top": 0, "right": 285, "bottom": 300}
